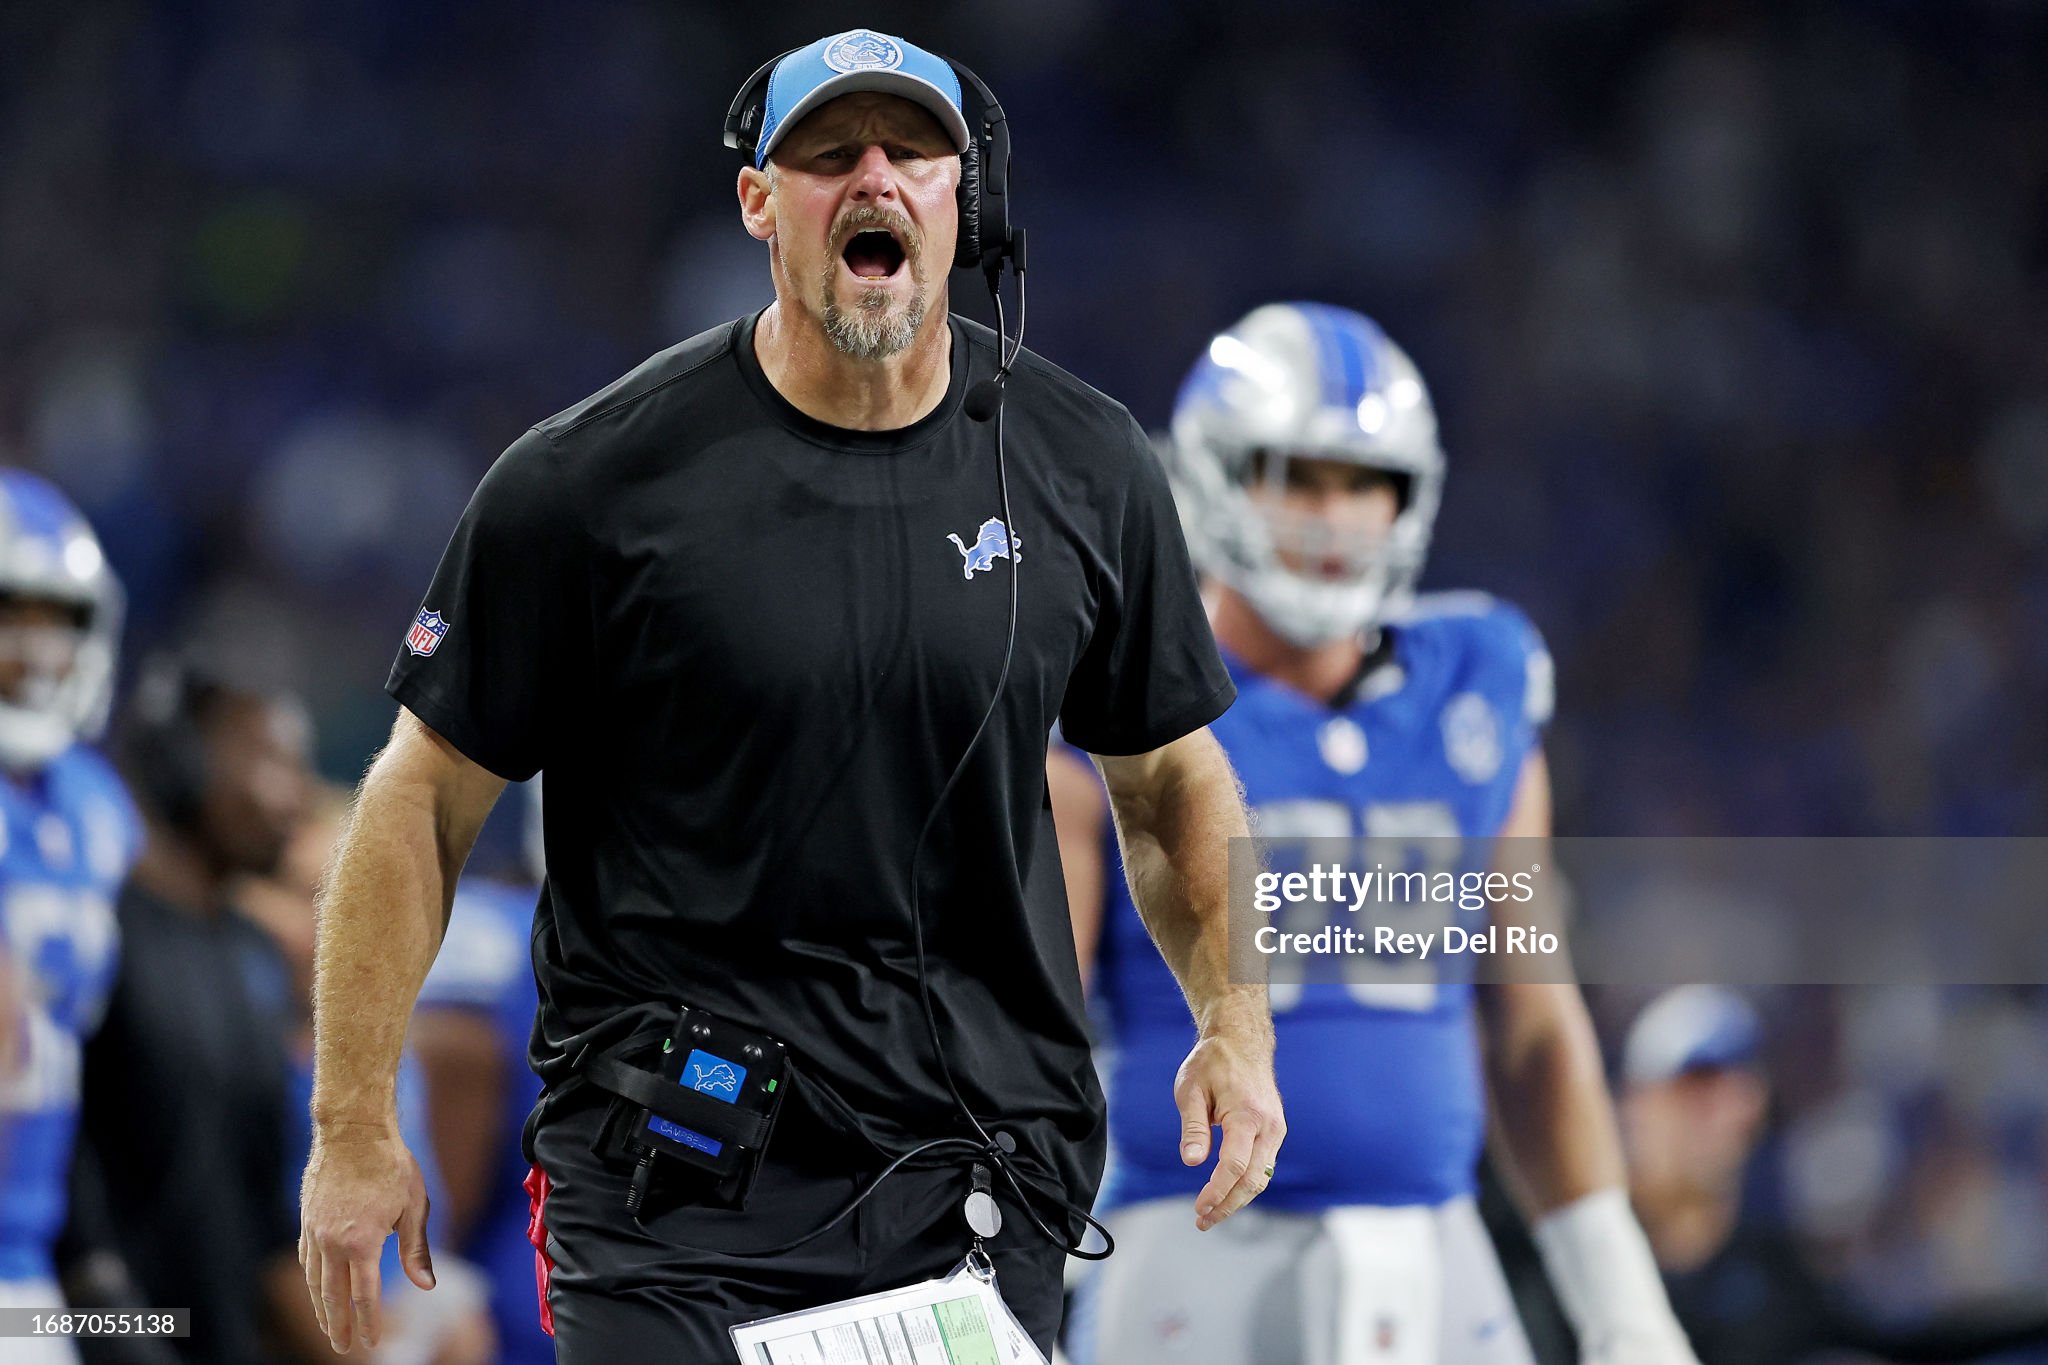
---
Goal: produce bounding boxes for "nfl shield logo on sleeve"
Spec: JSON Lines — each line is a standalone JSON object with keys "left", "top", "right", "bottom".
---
{"left": 406, "top": 608, "right": 449, "bottom": 657}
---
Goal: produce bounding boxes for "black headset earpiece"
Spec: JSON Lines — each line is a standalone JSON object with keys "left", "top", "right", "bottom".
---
{"left": 721, "top": 50, "right": 790, "bottom": 160}
{"left": 945, "top": 60, "right": 1013, "bottom": 275}
{"left": 955, "top": 136, "right": 985, "bottom": 271}
{"left": 123, "top": 655, "right": 219, "bottom": 833}
{"left": 940, "top": 59, "right": 1024, "bottom": 420}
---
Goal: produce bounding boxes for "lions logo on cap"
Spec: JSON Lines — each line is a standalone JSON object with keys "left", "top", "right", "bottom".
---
{"left": 823, "top": 29, "right": 905, "bottom": 73}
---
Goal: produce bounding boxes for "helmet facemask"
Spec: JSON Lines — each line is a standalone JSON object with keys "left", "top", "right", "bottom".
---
{"left": 0, "top": 597, "right": 113, "bottom": 771}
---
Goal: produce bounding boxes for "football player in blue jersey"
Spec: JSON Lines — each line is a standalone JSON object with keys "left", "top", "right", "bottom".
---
{"left": 1054, "top": 305, "right": 1698, "bottom": 1365}
{"left": 0, "top": 471, "right": 137, "bottom": 1361}
{"left": 412, "top": 781, "right": 550, "bottom": 1365}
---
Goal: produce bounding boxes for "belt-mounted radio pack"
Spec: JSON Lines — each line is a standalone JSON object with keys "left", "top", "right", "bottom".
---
{"left": 580, "top": 1005, "right": 789, "bottom": 1214}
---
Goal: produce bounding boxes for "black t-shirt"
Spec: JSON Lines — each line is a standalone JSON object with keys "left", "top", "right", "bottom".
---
{"left": 70, "top": 886, "right": 296, "bottom": 1365}
{"left": 388, "top": 312, "right": 1233, "bottom": 1211}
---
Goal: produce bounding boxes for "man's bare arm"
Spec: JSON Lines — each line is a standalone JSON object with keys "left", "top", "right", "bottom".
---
{"left": 1096, "top": 729, "right": 1253, "bottom": 1031}
{"left": 1477, "top": 751, "right": 1626, "bottom": 1211}
{"left": 300, "top": 707, "right": 505, "bottom": 1355}
{"left": 1096, "top": 728, "right": 1283, "bottom": 1231}
{"left": 1480, "top": 750, "right": 1698, "bottom": 1364}
{"left": 310, "top": 709, "right": 505, "bottom": 1130}
{"left": 1482, "top": 980, "right": 1627, "bottom": 1212}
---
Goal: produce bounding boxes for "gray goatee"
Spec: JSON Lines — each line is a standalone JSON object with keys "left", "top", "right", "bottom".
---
{"left": 820, "top": 207, "right": 927, "bottom": 361}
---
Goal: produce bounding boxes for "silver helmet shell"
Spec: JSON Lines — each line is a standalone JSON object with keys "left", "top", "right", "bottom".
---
{"left": 0, "top": 470, "right": 123, "bottom": 770}
{"left": 1167, "top": 303, "right": 1444, "bottom": 646}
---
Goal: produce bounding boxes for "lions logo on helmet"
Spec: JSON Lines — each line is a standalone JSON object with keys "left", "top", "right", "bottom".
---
{"left": 0, "top": 470, "right": 123, "bottom": 771}
{"left": 1166, "top": 303, "right": 1444, "bottom": 646}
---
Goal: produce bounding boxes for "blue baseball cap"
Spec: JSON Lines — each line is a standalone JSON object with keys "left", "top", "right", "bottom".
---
{"left": 752, "top": 29, "right": 971, "bottom": 168}
{"left": 1623, "top": 986, "right": 1763, "bottom": 1085}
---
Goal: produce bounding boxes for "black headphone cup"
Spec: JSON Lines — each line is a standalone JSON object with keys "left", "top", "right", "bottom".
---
{"left": 124, "top": 658, "right": 219, "bottom": 833}
{"left": 140, "top": 725, "right": 209, "bottom": 832}
{"left": 128, "top": 710, "right": 209, "bottom": 833}
{"left": 954, "top": 138, "right": 984, "bottom": 271}
{"left": 948, "top": 60, "right": 1013, "bottom": 270}
{"left": 722, "top": 50, "right": 787, "bottom": 155}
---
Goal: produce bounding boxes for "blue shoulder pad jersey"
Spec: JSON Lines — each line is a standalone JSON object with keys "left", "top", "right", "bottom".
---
{"left": 0, "top": 745, "right": 142, "bottom": 1280}
{"left": 1096, "top": 593, "right": 1552, "bottom": 1211}
{"left": 416, "top": 878, "right": 548, "bottom": 1365}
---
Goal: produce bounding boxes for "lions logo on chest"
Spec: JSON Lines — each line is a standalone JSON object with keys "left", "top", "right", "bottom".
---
{"left": 946, "top": 518, "right": 1022, "bottom": 579}
{"left": 1441, "top": 692, "right": 1503, "bottom": 785}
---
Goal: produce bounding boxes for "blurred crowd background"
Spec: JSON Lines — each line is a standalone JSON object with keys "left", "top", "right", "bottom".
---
{"left": 4, "top": 0, "right": 2046, "bottom": 1361}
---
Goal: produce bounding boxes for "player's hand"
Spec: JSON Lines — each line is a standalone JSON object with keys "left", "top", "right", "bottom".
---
{"left": 1172, "top": 1013, "right": 1284, "bottom": 1231}
{"left": 299, "top": 1123, "right": 436, "bottom": 1354}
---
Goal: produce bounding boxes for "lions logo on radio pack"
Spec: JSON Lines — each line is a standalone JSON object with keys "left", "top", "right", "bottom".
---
{"left": 406, "top": 608, "right": 449, "bottom": 657}
{"left": 823, "top": 29, "right": 904, "bottom": 73}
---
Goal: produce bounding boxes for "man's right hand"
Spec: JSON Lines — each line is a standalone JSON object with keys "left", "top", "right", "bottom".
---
{"left": 1173, "top": 1006, "right": 1285, "bottom": 1232}
{"left": 299, "top": 1125, "right": 436, "bottom": 1355}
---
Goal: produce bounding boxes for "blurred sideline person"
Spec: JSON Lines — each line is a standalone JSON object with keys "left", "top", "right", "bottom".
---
{"left": 0, "top": 472, "right": 135, "bottom": 1365}
{"left": 301, "top": 27, "right": 1274, "bottom": 1361}
{"left": 409, "top": 781, "right": 548, "bottom": 1365}
{"left": 241, "top": 788, "right": 495, "bottom": 1365}
{"left": 1622, "top": 987, "right": 2048, "bottom": 1365}
{"left": 63, "top": 658, "right": 327, "bottom": 1365}
{"left": 1053, "top": 304, "right": 1697, "bottom": 1364}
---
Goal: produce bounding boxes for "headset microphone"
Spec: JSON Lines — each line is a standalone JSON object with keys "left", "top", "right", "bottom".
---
{"left": 965, "top": 228, "right": 1027, "bottom": 423}
{"left": 961, "top": 380, "right": 1002, "bottom": 423}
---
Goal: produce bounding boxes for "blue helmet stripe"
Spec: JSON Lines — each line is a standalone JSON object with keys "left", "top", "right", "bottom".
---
{"left": 1325, "top": 308, "right": 1369, "bottom": 408}
{"left": 0, "top": 470, "right": 82, "bottom": 543}
{"left": 1294, "top": 303, "right": 1350, "bottom": 409}
{"left": 1291, "top": 302, "right": 1388, "bottom": 410}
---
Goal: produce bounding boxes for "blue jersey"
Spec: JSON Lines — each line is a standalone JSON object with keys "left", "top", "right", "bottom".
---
{"left": 0, "top": 745, "right": 141, "bottom": 1279}
{"left": 1097, "top": 593, "right": 1552, "bottom": 1211}
{"left": 416, "top": 878, "right": 548, "bottom": 1365}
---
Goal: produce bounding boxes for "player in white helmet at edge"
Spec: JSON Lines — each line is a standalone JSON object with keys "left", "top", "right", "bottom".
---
{"left": 1052, "top": 304, "right": 1700, "bottom": 1364}
{"left": 0, "top": 471, "right": 139, "bottom": 1365}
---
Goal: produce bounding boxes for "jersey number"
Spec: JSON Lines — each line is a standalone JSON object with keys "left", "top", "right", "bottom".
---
{"left": 0, "top": 884, "right": 117, "bottom": 1112}
{"left": 1253, "top": 800, "right": 1461, "bottom": 1014}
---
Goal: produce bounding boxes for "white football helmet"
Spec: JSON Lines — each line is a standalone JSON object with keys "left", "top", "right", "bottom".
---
{"left": 0, "top": 470, "right": 123, "bottom": 770}
{"left": 1166, "top": 303, "right": 1444, "bottom": 646}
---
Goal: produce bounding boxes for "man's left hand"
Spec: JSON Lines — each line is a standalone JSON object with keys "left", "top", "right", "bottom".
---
{"left": 1172, "top": 1021, "right": 1285, "bottom": 1231}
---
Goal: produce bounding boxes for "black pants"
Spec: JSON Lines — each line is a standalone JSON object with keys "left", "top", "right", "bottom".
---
{"left": 531, "top": 1091, "right": 1067, "bottom": 1361}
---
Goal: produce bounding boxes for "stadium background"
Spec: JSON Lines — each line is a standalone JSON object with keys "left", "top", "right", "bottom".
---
{"left": 4, "top": 0, "right": 2046, "bottom": 1359}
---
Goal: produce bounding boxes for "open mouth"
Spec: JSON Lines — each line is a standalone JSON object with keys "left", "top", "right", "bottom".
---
{"left": 1312, "top": 554, "right": 1355, "bottom": 581}
{"left": 841, "top": 227, "right": 907, "bottom": 280}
